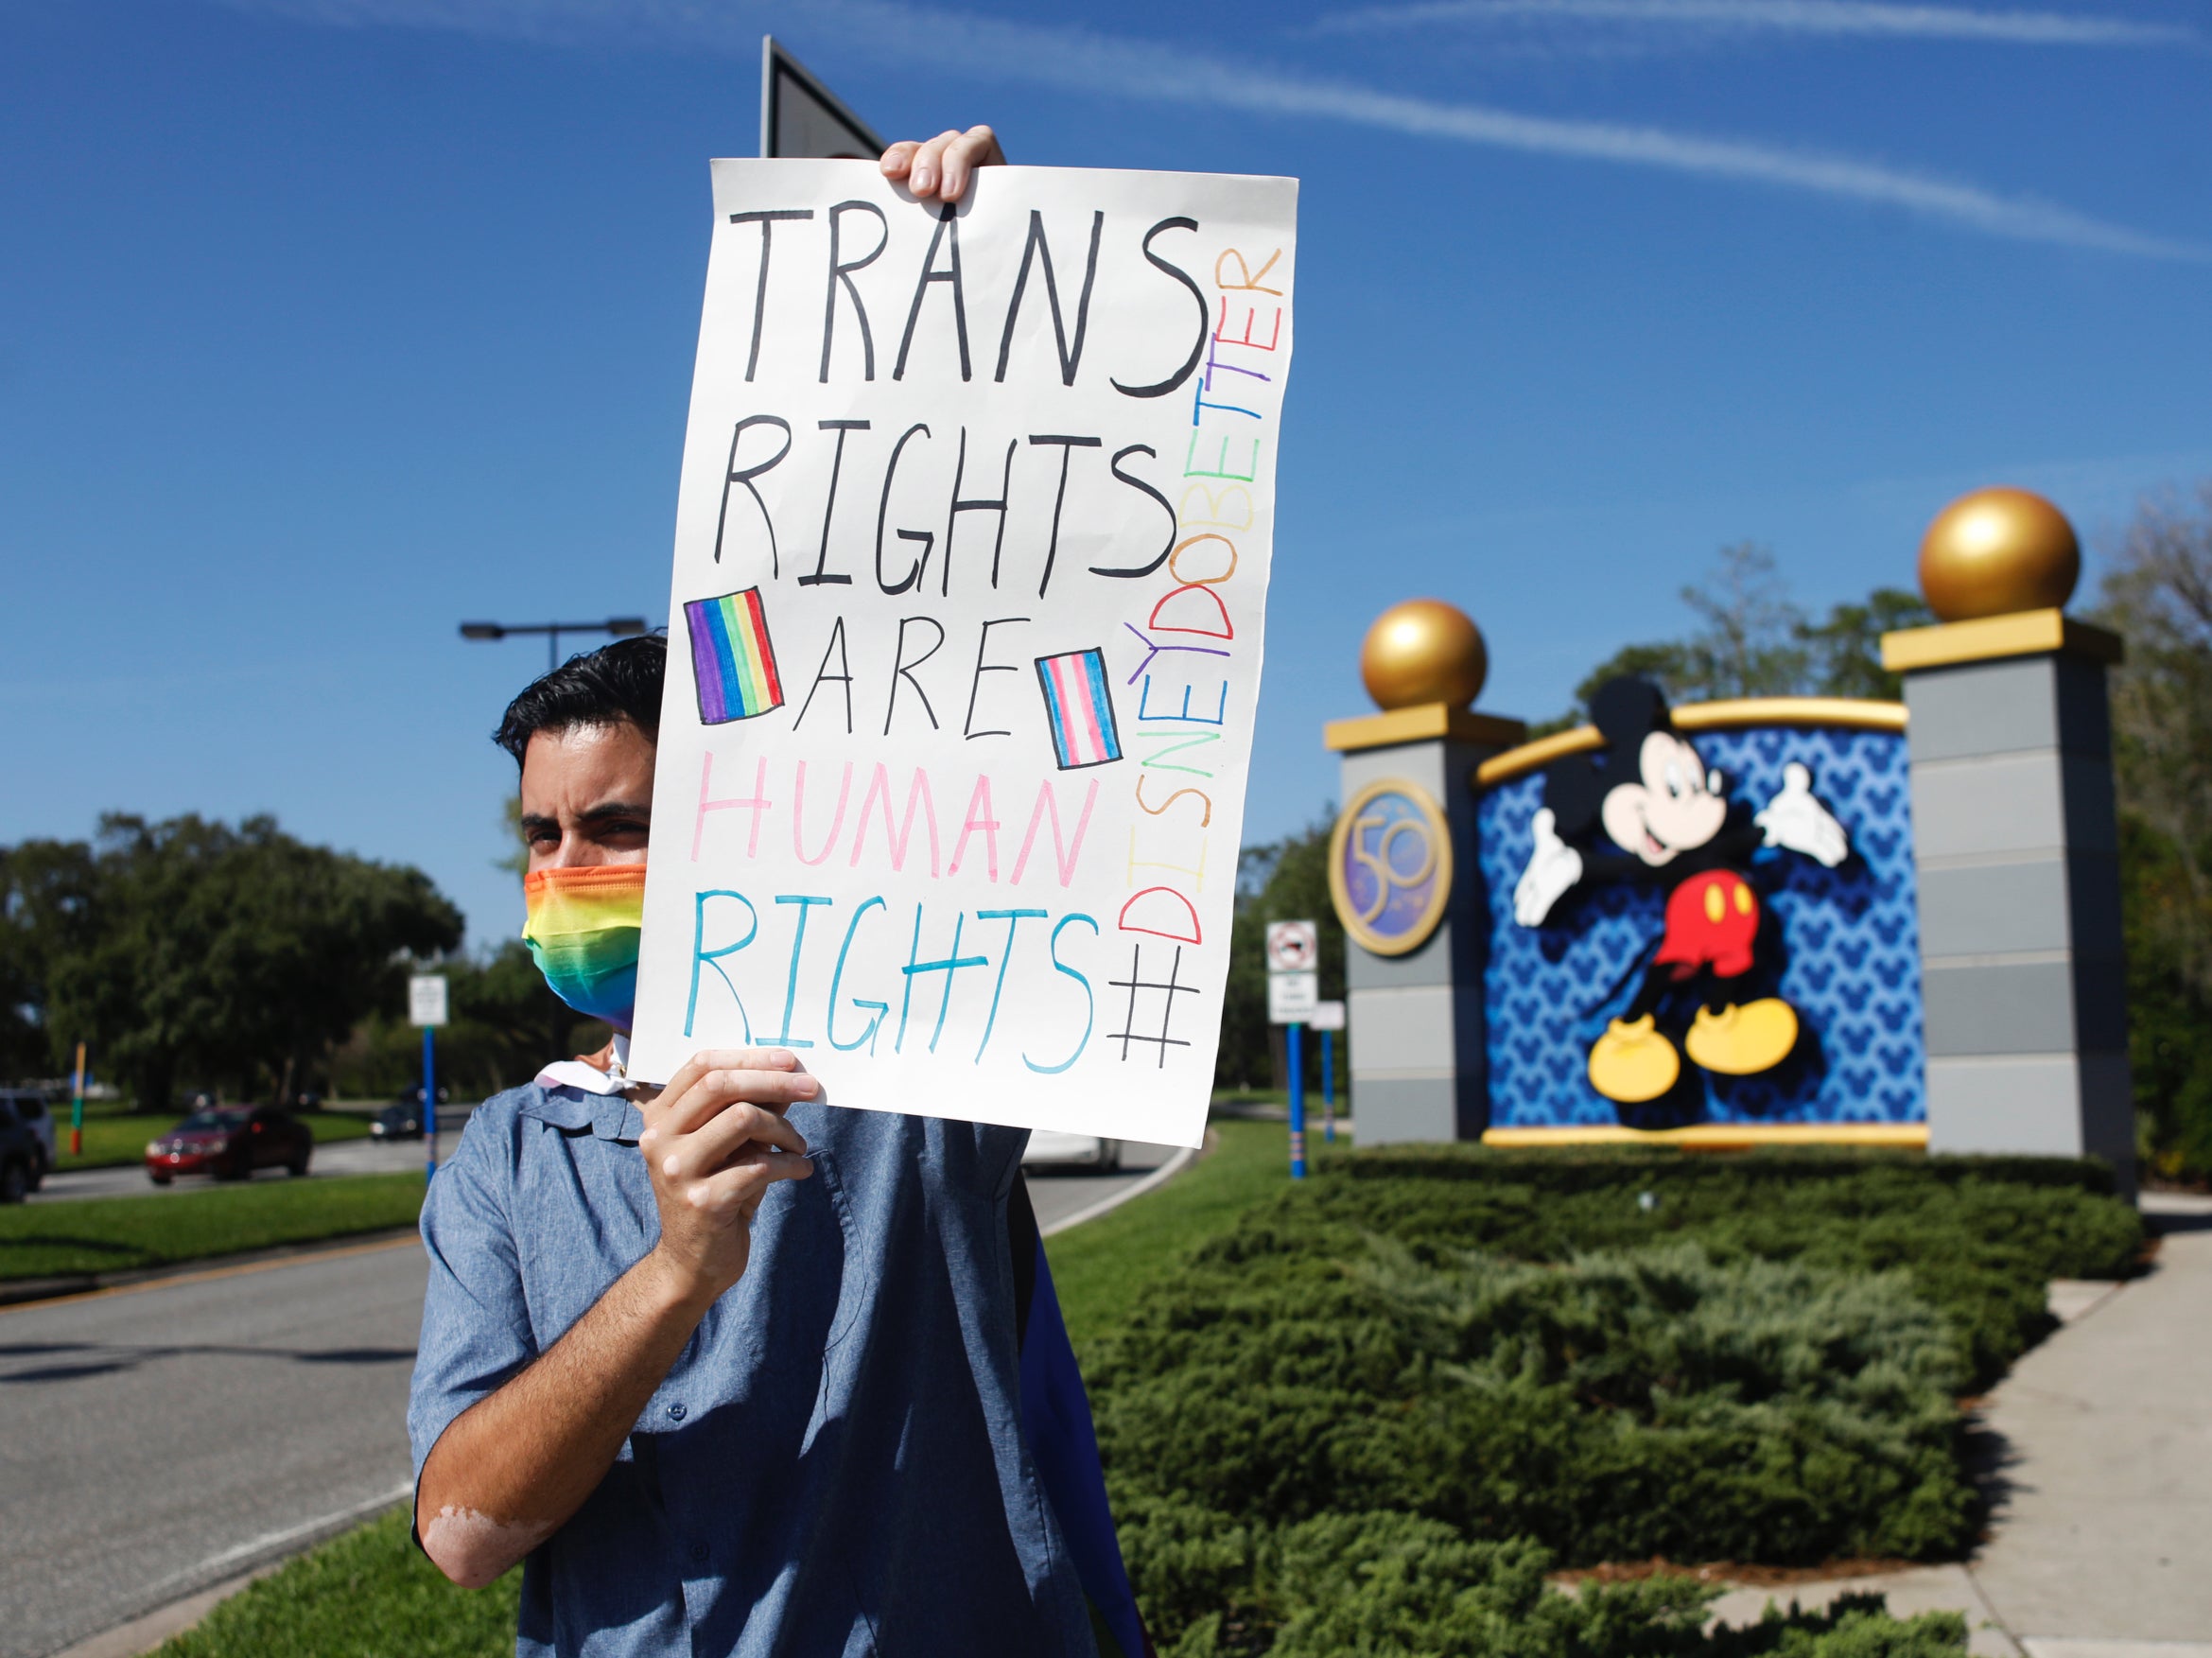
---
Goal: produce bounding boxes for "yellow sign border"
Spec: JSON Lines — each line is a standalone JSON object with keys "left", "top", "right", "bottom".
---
{"left": 1328, "top": 777, "right": 1454, "bottom": 958}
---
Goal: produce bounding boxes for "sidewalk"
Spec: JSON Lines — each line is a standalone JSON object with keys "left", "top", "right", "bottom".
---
{"left": 1707, "top": 1193, "right": 2212, "bottom": 1656}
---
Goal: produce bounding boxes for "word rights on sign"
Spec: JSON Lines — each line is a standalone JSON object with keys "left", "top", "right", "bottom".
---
{"left": 631, "top": 161, "right": 1299, "bottom": 1149}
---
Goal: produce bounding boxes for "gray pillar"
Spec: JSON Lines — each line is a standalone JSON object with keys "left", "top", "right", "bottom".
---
{"left": 1328, "top": 708, "right": 1524, "bottom": 1144}
{"left": 1888, "top": 613, "right": 2135, "bottom": 1190}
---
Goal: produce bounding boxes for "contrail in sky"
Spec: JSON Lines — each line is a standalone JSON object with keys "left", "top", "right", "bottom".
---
{"left": 209, "top": 0, "right": 2207, "bottom": 260}
{"left": 1310, "top": 0, "right": 2202, "bottom": 47}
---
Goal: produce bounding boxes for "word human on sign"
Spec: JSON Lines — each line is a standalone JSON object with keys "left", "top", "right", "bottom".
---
{"left": 630, "top": 162, "right": 1298, "bottom": 1150}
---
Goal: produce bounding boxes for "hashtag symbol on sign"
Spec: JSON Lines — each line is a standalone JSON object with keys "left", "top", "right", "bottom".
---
{"left": 1106, "top": 944, "right": 1202, "bottom": 1068}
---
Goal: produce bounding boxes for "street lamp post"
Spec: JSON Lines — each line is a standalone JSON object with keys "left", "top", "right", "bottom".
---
{"left": 459, "top": 617, "right": 652, "bottom": 673}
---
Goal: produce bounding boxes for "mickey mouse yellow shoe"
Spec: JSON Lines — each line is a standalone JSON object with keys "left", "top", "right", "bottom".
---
{"left": 1684, "top": 999, "right": 1799, "bottom": 1075}
{"left": 1587, "top": 1016, "right": 1681, "bottom": 1103}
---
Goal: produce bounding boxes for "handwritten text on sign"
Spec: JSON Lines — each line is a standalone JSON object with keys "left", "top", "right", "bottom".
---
{"left": 632, "top": 162, "right": 1298, "bottom": 1148}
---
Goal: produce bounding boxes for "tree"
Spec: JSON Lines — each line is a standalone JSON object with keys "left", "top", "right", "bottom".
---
{"left": 15, "top": 814, "right": 462, "bottom": 1107}
{"left": 1797, "top": 587, "right": 1934, "bottom": 699}
{"left": 1216, "top": 818, "right": 1346, "bottom": 1093}
{"left": 2097, "top": 484, "right": 2212, "bottom": 1175}
{"left": 0, "top": 839, "right": 99, "bottom": 1082}
{"left": 1570, "top": 544, "right": 1930, "bottom": 714}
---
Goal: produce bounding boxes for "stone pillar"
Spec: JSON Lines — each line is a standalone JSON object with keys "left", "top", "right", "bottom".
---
{"left": 1324, "top": 596, "right": 1526, "bottom": 1148}
{"left": 1328, "top": 708, "right": 1524, "bottom": 1143}
{"left": 1884, "top": 608, "right": 2135, "bottom": 1190}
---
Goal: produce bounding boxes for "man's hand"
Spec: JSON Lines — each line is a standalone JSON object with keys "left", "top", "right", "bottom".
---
{"left": 1514, "top": 808, "right": 1584, "bottom": 928}
{"left": 1754, "top": 762, "right": 1849, "bottom": 867}
{"left": 636, "top": 1048, "right": 818, "bottom": 1310}
{"left": 880, "top": 125, "right": 1005, "bottom": 203}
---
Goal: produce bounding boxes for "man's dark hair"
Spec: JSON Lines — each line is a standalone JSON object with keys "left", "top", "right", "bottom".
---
{"left": 494, "top": 634, "right": 668, "bottom": 767}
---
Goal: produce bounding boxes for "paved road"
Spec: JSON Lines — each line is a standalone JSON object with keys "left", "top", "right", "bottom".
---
{"left": 0, "top": 1242, "right": 426, "bottom": 1658}
{"left": 0, "top": 1138, "right": 1186, "bottom": 1657}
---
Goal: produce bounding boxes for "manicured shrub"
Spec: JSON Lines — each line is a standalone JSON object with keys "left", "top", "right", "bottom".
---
{"left": 1125, "top": 1505, "right": 1969, "bottom": 1658}
{"left": 1706, "top": 1597, "right": 1968, "bottom": 1658}
{"left": 1185, "top": 1150, "right": 2140, "bottom": 1388}
{"left": 1093, "top": 1147, "right": 2136, "bottom": 1649}
{"left": 1099, "top": 1244, "right": 1975, "bottom": 1575}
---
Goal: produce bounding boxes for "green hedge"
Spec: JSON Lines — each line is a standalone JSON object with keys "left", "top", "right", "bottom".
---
{"left": 1124, "top": 1503, "right": 1969, "bottom": 1658}
{"left": 1189, "top": 1150, "right": 2140, "bottom": 1387}
{"left": 1087, "top": 1148, "right": 2138, "bottom": 1651}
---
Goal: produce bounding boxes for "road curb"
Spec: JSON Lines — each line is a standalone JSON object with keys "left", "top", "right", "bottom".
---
{"left": 0, "top": 1227, "right": 422, "bottom": 1309}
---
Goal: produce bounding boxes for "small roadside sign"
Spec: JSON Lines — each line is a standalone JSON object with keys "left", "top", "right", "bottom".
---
{"left": 1265, "top": 919, "right": 1319, "bottom": 973}
{"left": 1309, "top": 1000, "right": 1346, "bottom": 1032}
{"left": 1268, "top": 970, "right": 1320, "bottom": 1025}
{"left": 409, "top": 975, "right": 449, "bottom": 1028}
{"left": 760, "top": 37, "right": 884, "bottom": 161}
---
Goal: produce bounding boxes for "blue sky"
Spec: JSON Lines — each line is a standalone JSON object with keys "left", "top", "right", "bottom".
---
{"left": 4, "top": 0, "right": 2207, "bottom": 950}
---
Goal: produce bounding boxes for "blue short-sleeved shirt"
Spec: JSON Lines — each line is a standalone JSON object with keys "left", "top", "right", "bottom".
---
{"left": 408, "top": 1077, "right": 1099, "bottom": 1658}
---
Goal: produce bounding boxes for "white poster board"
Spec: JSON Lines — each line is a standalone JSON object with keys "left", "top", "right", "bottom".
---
{"left": 631, "top": 161, "right": 1298, "bottom": 1149}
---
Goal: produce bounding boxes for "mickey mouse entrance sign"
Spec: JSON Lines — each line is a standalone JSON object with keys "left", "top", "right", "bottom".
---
{"left": 1512, "top": 677, "right": 1849, "bottom": 1105}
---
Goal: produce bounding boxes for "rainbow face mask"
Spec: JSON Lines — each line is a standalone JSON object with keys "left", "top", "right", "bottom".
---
{"left": 521, "top": 865, "right": 646, "bottom": 1030}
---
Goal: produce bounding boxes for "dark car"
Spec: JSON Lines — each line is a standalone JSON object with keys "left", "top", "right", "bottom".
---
{"left": 0, "top": 1090, "right": 55, "bottom": 1178}
{"left": 0, "top": 1109, "right": 43, "bottom": 1202}
{"left": 146, "top": 1105, "right": 313, "bottom": 1185}
{"left": 371, "top": 1102, "right": 426, "bottom": 1141}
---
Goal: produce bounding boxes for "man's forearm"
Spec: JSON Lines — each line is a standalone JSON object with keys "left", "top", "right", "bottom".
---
{"left": 418, "top": 1248, "right": 713, "bottom": 1588}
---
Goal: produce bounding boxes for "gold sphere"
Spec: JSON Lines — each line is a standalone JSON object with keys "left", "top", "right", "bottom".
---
{"left": 1360, "top": 599, "right": 1488, "bottom": 711}
{"left": 1918, "top": 487, "right": 2080, "bottom": 621}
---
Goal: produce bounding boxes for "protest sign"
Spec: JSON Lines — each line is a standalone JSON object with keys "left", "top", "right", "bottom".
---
{"left": 631, "top": 161, "right": 1298, "bottom": 1149}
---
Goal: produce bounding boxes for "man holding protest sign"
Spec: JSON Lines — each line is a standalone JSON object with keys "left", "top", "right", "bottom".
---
{"left": 409, "top": 123, "right": 1294, "bottom": 1657}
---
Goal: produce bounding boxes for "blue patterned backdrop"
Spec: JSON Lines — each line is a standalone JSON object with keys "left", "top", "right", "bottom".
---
{"left": 1476, "top": 725, "right": 1924, "bottom": 1129}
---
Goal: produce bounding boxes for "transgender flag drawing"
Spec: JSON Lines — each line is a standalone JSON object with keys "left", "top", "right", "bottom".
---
{"left": 1036, "top": 647, "right": 1123, "bottom": 770}
{"left": 685, "top": 587, "right": 784, "bottom": 725}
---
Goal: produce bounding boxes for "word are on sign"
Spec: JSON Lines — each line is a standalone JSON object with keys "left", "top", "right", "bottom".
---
{"left": 629, "top": 161, "right": 1299, "bottom": 1150}
{"left": 1308, "top": 999, "right": 1346, "bottom": 1033}
{"left": 409, "top": 975, "right": 449, "bottom": 1029}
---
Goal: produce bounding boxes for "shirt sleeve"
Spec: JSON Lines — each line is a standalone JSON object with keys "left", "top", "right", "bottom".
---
{"left": 407, "top": 1108, "right": 539, "bottom": 1487}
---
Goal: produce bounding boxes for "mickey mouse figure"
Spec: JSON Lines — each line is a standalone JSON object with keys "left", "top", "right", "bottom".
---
{"left": 1513, "top": 676, "right": 1849, "bottom": 1105}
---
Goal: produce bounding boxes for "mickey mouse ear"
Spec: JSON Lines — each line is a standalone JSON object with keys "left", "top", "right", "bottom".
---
{"left": 1589, "top": 675, "right": 1669, "bottom": 745}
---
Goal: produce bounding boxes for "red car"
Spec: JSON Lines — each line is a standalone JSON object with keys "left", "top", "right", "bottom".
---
{"left": 146, "top": 1105, "right": 313, "bottom": 1185}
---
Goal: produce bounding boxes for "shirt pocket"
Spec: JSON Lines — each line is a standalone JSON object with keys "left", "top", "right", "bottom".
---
{"left": 705, "top": 1145, "right": 855, "bottom": 1387}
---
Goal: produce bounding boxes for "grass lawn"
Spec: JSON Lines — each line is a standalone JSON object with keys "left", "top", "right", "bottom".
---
{"left": 49, "top": 1108, "right": 374, "bottom": 1174}
{"left": 1049, "top": 1116, "right": 1325, "bottom": 1353}
{"left": 0, "top": 1173, "right": 426, "bottom": 1280}
{"left": 155, "top": 1509, "right": 517, "bottom": 1658}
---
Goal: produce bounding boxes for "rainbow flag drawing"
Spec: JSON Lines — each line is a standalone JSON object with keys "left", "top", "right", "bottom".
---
{"left": 685, "top": 587, "right": 784, "bottom": 724}
{"left": 1036, "top": 647, "right": 1122, "bottom": 770}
